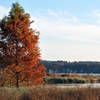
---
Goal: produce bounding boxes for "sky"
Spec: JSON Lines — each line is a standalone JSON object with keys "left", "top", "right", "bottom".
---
{"left": 1, "top": 0, "right": 100, "bottom": 61}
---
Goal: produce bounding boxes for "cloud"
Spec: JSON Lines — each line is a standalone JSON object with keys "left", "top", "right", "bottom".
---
{"left": 72, "top": 16, "right": 78, "bottom": 23}
{"left": 93, "top": 10, "right": 100, "bottom": 23}
{"left": 32, "top": 16, "right": 100, "bottom": 44}
{"left": 93, "top": 10, "right": 100, "bottom": 18}
{"left": 0, "top": 5, "right": 9, "bottom": 18}
{"left": 48, "top": 9, "right": 58, "bottom": 17}
{"left": 31, "top": 12, "right": 100, "bottom": 61}
{"left": 40, "top": 43, "right": 100, "bottom": 61}
{"left": 47, "top": 9, "right": 69, "bottom": 17}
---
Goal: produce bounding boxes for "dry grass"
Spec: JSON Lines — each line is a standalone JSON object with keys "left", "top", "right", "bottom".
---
{"left": 0, "top": 86, "right": 100, "bottom": 100}
{"left": 45, "top": 74, "right": 100, "bottom": 84}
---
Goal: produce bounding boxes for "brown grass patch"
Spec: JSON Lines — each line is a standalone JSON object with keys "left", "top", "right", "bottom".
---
{"left": 0, "top": 86, "right": 100, "bottom": 100}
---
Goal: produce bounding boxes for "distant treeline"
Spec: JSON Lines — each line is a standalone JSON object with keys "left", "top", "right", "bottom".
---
{"left": 42, "top": 61, "right": 100, "bottom": 74}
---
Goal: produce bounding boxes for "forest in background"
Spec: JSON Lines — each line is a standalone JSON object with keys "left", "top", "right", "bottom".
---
{"left": 42, "top": 61, "right": 100, "bottom": 74}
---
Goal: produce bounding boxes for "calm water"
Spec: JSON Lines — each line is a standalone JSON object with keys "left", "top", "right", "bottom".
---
{"left": 50, "top": 73, "right": 100, "bottom": 88}
{"left": 53, "top": 83, "right": 100, "bottom": 88}
{"left": 55, "top": 73, "right": 100, "bottom": 76}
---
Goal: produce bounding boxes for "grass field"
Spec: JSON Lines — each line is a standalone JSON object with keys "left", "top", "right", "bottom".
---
{"left": 0, "top": 74, "right": 100, "bottom": 100}
{"left": 0, "top": 86, "right": 100, "bottom": 100}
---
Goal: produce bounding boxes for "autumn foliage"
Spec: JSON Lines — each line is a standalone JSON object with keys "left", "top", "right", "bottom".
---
{"left": 0, "top": 3, "right": 46, "bottom": 87}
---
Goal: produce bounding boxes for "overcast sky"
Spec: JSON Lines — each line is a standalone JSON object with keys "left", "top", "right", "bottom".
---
{"left": 1, "top": 0, "right": 100, "bottom": 61}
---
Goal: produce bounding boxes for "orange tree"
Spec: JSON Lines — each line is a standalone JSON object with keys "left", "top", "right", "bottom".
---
{"left": 0, "top": 3, "right": 46, "bottom": 87}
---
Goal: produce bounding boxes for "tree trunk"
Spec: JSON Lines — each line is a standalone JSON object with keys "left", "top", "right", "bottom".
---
{"left": 16, "top": 39, "right": 19, "bottom": 88}
{"left": 16, "top": 79, "right": 19, "bottom": 88}
{"left": 16, "top": 73, "right": 19, "bottom": 88}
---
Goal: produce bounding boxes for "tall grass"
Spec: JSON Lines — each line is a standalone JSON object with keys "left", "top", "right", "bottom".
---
{"left": 0, "top": 86, "right": 100, "bottom": 100}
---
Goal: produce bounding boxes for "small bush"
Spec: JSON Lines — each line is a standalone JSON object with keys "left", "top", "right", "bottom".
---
{"left": 47, "top": 78, "right": 67, "bottom": 84}
{"left": 46, "top": 78, "right": 85, "bottom": 84}
{"left": 72, "top": 78, "right": 85, "bottom": 83}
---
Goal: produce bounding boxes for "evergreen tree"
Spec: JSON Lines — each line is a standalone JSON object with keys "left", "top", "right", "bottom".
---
{"left": 0, "top": 3, "right": 46, "bottom": 87}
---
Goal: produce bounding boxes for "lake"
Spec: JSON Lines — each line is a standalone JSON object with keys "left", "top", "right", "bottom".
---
{"left": 55, "top": 73, "right": 100, "bottom": 76}
{"left": 54, "top": 83, "right": 100, "bottom": 88}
